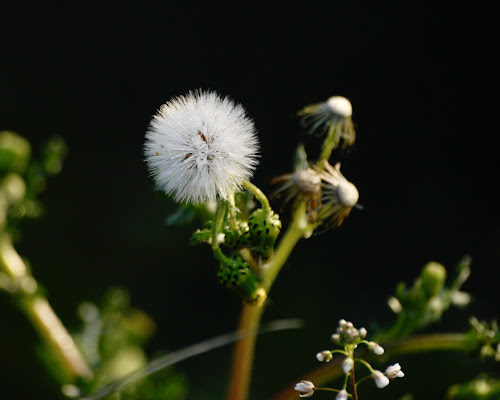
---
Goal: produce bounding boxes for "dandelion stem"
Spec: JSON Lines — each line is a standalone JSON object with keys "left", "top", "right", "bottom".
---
{"left": 261, "top": 202, "right": 308, "bottom": 291}
{"left": 226, "top": 303, "right": 265, "bottom": 400}
{"left": 227, "top": 201, "right": 309, "bottom": 400}
{"left": 319, "top": 121, "right": 340, "bottom": 162}
{"left": 0, "top": 234, "right": 93, "bottom": 381}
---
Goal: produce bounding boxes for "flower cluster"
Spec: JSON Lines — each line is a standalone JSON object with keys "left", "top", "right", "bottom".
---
{"left": 295, "top": 319, "right": 404, "bottom": 398}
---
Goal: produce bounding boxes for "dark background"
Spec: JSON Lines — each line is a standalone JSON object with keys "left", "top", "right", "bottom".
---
{"left": 1, "top": 2, "right": 498, "bottom": 399}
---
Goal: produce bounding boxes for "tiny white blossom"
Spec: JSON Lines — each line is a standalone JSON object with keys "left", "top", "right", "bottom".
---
{"left": 372, "top": 370, "right": 390, "bottom": 389}
{"left": 359, "top": 327, "right": 367, "bottom": 338}
{"left": 387, "top": 296, "right": 403, "bottom": 313}
{"left": 342, "top": 357, "right": 354, "bottom": 374}
{"left": 316, "top": 350, "right": 333, "bottom": 362}
{"left": 368, "top": 341, "right": 385, "bottom": 355}
{"left": 145, "top": 90, "right": 259, "bottom": 204}
{"left": 294, "top": 380, "right": 315, "bottom": 397}
{"left": 450, "top": 290, "right": 471, "bottom": 307}
{"left": 385, "top": 363, "right": 405, "bottom": 379}
{"left": 336, "top": 390, "right": 348, "bottom": 400}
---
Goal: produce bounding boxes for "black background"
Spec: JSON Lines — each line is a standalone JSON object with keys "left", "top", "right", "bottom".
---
{"left": 1, "top": 2, "right": 498, "bottom": 399}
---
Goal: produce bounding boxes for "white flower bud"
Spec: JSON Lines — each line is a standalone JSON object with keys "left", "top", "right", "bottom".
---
{"left": 294, "top": 380, "right": 315, "bottom": 397}
{"left": 316, "top": 350, "right": 333, "bottom": 362}
{"left": 359, "top": 327, "right": 367, "bottom": 338}
{"left": 372, "top": 370, "right": 390, "bottom": 389}
{"left": 368, "top": 341, "right": 384, "bottom": 355}
{"left": 336, "top": 390, "right": 348, "bottom": 400}
{"left": 450, "top": 290, "right": 471, "bottom": 307}
{"left": 385, "top": 363, "right": 405, "bottom": 379}
{"left": 387, "top": 296, "right": 403, "bottom": 313}
{"left": 342, "top": 357, "right": 354, "bottom": 374}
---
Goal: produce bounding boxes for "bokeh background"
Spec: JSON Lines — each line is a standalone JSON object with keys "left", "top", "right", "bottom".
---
{"left": 1, "top": 2, "right": 498, "bottom": 399}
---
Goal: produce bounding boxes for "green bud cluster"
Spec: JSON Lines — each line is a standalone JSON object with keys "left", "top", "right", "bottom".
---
{"left": 217, "top": 256, "right": 264, "bottom": 305}
{"left": 377, "top": 258, "right": 472, "bottom": 342}
{"left": 247, "top": 209, "right": 281, "bottom": 259}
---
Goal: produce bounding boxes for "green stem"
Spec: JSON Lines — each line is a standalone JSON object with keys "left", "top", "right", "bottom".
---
{"left": 212, "top": 200, "right": 229, "bottom": 263}
{"left": 226, "top": 202, "right": 309, "bottom": 400}
{"left": 271, "top": 333, "right": 476, "bottom": 400}
{"left": 0, "top": 234, "right": 93, "bottom": 381}
{"left": 261, "top": 202, "right": 308, "bottom": 291}
{"left": 226, "top": 304, "right": 265, "bottom": 400}
{"left": 318, "top": 121, "right": 339, "bottom": 162}
{"left": 242, "top": 180, "right": 271, "bottom": 212}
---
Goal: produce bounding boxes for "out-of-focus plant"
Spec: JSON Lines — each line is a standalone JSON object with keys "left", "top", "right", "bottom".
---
{"left": 0, "top": 131, "right": 187, "bottom": 400}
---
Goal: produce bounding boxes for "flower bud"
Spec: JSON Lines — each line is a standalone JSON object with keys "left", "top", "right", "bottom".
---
{"left": 420, "top": 261, "right": 446, "bottom": 298}
{"left": 372, "top": 370, "right": 390, "bottom": 389}
{"left": 294, "top": 380, "right": 315, "bottom": 397}
{"left": 342, "top": 357, "right": 354, "bottom": 374}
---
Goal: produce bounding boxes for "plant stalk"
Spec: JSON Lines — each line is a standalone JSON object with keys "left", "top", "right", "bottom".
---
{"left": 0, "top": 235, "right": 93, "bottom": 381}
{"left": 226, "top": 202, "right": 308, "bottom": 400}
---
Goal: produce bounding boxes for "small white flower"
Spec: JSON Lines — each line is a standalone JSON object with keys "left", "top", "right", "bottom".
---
{"left": 368, "top": 341, "right": 385, "bottom": 355}
{"left": 336, "top": 390, "right": 348, "bottom": 400}
{"left": 385, "top": 363, "right": 405, "bottom": 379}
{"left": 331, "top": 333, "right": 340, "bottom": 342}
{"left": 387, "top": 296, "right": 403, "bottom": 313}
{"left": 144, "top": 90, "right": 259, "bottom": 204}
{"left": 294, "top": 380, "right": 315, "bottom": 397}
{"left": 316, "top": 350, "right": 333, "bottom": 362}
{"left": 372, "top": 370, "right": 390, "bottom": 389}
{"left": 342, "top": 357, "right": 354, "bottom": 374}
{"left": 359, "top": 327, "right": 367, "bottom": 338}
{"left": 450, "top": 290, "right": 471, "bottom": 307}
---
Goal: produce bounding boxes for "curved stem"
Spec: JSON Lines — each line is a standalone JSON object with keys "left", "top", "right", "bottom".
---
{"left": 242, "top": 180, "right": 271, "bottom": 212}
{"left": 271, "top": 333, "right": 476, "bottom": 400}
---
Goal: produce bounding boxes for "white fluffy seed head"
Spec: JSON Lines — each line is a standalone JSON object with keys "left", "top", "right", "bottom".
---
{"left": 144, "top": 90, "right": 259, "bottom": 204}
{"left": 326, "top": 96, "right": 352, "bottom": 118}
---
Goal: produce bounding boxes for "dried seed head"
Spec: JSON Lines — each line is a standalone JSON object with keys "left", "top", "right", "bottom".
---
{"left": 326, "top": 96, "right": 352, "bottom": 118}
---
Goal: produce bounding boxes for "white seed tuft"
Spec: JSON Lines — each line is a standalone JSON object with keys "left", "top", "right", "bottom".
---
{"left": 144, "top": 90, "right": 259, "bottom": 204}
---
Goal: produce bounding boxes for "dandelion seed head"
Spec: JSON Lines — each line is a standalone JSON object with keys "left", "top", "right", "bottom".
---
{"left": 144, "top": 90, "right": 259, "bottom": 204}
